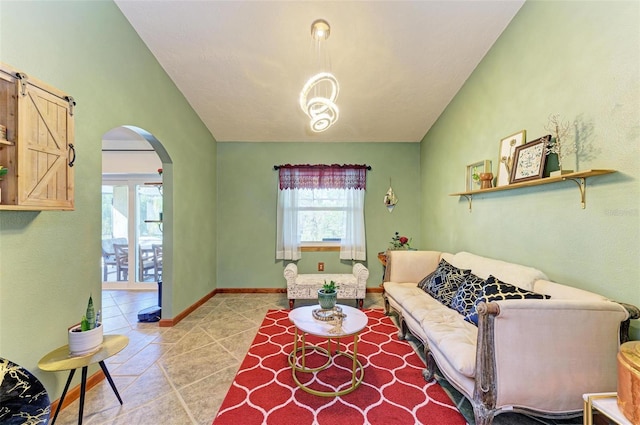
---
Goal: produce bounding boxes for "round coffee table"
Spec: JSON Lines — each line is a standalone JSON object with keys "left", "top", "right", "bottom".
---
{"left": 288, "top": 304, "right": 368, "bottom": 397}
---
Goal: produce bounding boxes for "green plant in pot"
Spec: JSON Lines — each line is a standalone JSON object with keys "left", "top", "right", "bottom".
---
{"left": 318, "top": 280, "right": 338, "bottom": 310}
{"left": 68, "top": 295, "right": 103, "bottom": 356}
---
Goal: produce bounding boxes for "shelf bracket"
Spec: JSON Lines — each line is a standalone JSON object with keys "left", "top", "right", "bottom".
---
{"left": 565, "top": 177, "right": 587, "bottom": 209}
{"left": 462, "top": 194, "right": 473, "bottom": 212}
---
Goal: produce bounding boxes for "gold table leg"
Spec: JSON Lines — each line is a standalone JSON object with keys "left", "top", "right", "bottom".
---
{"left": 289, "top": 328, "right": 365, "bottom": 397}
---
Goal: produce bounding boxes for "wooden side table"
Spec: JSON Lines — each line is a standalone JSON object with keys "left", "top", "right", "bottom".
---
{"left": 38, "top": 334, "right": 129, "bottom": 425}
{"left": 583, "top": 392, "right": 633, "bottom": 425}
{"left": 377, "top": 251, "right": 387, "bottom": 287}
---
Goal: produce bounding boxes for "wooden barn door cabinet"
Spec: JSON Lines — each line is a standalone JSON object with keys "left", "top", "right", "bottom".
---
{"left": 0, "top": 63, "right": 75, "bottom": 210}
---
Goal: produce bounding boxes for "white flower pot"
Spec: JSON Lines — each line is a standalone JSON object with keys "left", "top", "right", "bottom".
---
{"left": 68, "top": 323, "right": 103, "bottom": 356}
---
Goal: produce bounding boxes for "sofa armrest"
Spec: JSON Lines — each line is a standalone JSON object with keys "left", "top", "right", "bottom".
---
{"left": 384, "top": 250, "right": 442, "bottom": 283}
{"left": 617, "top": 301, "right": 640, "bottom": 343}
{"left": 475, "top": 299, "right": 629, "bottom": 413}
{"left": 352, "top": 263, "right": 369, "bottom": 283}
{"left": 284, "top": 263, "right": 298, "bottom": 285}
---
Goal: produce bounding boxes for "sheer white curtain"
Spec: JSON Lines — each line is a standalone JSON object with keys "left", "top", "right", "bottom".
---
{"left": 275, "top": 164, "right": 368, "bottom": 261}
{"left": 340, "top": 187, "right": 366, "bottom": 261}
{"left": 276, "top": 188, "right": 301, "bottom": 260}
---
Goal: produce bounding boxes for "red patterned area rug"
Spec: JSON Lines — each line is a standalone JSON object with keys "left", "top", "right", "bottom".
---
{"left": 212, "top": 309, "right": 466, "bottom": 425}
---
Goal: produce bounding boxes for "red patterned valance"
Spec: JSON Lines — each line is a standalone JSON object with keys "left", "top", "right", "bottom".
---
{"left": 277, "top": 164, "right": 369, "bottom": 190}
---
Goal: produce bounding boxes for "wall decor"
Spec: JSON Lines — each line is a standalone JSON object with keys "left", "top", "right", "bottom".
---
{"left": 509, "top": 135, "right": 551, "bottom": 184}
{"left": 496, "top": 130, "right": 526, "bottom": 187}
{"left": 466, "top": 160, "right": 491, "bottom": 191}
{"left": 383, "top": 182, "right": 398, "bottom": 212}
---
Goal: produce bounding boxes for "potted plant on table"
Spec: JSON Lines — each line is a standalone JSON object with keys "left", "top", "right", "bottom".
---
{"left": 68, "top": 295, "right": 103, "bottom": 356}
{"left": 318, "top": 280, "right": 338, "bottom": 310}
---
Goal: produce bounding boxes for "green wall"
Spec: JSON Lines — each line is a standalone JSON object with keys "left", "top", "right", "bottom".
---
{"left": 216, "top": 142, "right": 421, "bottom": 288}
{"left": 0, "top": 0, "right": 217, "bottom": 398}
{"left": 420, "top": 1, "right": 640, "bottom": 333}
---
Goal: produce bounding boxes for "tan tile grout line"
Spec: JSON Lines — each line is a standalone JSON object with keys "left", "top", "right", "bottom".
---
{"left": 158, "top": 361, "right": 199, "bottom": 425}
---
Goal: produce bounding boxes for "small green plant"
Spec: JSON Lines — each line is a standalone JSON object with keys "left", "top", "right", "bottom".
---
{"left": 80, "top": 295, "right": 96, "bottom": 331}
{"left": 322, "top": 280, "right": 338, "bottom": 293}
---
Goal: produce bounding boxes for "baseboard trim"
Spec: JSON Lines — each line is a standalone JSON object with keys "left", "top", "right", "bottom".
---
{"left": 214, "top": 288, "right": 286, "bottom": 294}
{"left": 49, "top": 369, "right": 105, "bottom": 419}
{"left": 159, "top": 289, "right": 217, "bottom": 327}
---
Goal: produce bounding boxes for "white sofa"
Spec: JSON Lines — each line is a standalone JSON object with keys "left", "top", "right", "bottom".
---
{"left": 284, "top": 262, "right": 369, "bottom": 309}
{"left": 382, "top": 250, "right": 639, "bottom": 425}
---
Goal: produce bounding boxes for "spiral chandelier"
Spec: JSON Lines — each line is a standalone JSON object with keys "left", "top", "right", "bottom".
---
{"left": 300, "top": 19, "right": 339, "bottom": 133}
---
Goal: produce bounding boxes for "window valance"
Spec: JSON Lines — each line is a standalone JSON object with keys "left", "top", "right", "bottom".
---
{"left": 275, "top": 164, "right": 370, "bottom": 190}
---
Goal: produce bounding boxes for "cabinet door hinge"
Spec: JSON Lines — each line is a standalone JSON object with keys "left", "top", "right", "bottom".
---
{"left": 64, "top": 96, "right": 76, "bottom": 116}
{"left": 15, "top": 72, "right": 29, "bottom": 96}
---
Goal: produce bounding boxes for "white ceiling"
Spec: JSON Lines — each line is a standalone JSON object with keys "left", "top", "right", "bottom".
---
{"left": 114, "top": 1, "right": 524, "bottom": 143}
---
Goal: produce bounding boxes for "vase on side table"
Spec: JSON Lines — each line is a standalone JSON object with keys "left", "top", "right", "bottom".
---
{"left": 68, "top": 323, "right": 103, "bottom": 356}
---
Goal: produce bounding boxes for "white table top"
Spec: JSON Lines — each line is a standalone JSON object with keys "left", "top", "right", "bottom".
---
{"left": 584, "top": 393, "right": 633, "bottom": 425}
{"left": 289, "top": 305, "right": 368, "bottom": 337}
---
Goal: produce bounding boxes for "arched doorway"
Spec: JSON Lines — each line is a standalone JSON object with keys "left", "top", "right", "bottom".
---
{"left": 101, "top": 126, "right": 173, "bottom": 317}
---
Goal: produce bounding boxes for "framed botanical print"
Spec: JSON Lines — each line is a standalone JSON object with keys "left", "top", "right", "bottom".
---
{"left": 496, "top": 130, "right": 526, "bottom": 187}
{"left": 509, "top": 135, "right": 551, "bottom": 184}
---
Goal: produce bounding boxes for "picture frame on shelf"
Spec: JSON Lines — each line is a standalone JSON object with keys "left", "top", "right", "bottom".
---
{"left": 466, "top": 160, "right": 492, "bottom": 191}
{"left": 496, "top": 130, "right": 526, "bottom": 187}
{"left": 509, "top": 135, "right": 551, "bottom": 184}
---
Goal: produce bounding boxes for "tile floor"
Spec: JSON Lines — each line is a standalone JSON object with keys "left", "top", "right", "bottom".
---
{"left": 52, "top": 290, "right": 385, "bottom": 425}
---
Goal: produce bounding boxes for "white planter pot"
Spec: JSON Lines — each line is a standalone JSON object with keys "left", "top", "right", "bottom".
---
{"left": 68, "top": 323, "right": 103, "bottom": 356}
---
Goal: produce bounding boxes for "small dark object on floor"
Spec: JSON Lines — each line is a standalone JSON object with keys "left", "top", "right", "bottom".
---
{"left": 137, "top": 305, "right": 161, "bottom": 322}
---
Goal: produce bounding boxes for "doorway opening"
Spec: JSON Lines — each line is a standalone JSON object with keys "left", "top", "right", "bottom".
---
{"left": 101, "top": 126, "right": 173, "bottom": 319}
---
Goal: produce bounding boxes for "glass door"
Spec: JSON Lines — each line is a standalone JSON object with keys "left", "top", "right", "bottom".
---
{"left": 102, "top": 175, "right": 162, "bottom": 289}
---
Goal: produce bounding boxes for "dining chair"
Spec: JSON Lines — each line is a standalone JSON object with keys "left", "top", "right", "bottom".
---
{"left": 113, "top": 244, "right": 129, "bottom": 281}
{"left": 101, "top": 238, "right": 127, "bottom": 280}
{"left": 138, "top": 245, "right": 156, "bottom": 282}
{"left": 152, "top": 244, "right": 163, "bottom": 281}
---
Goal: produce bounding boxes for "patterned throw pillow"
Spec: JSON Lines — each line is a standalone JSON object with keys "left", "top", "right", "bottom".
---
{"left": 466, "top": 275, "right": 551, "bottom": 326}
{"left": 450, "top": 273, "right": 485, "bottom": 319}
{"left": 417, "top": 271, "right": 435, "bottom": 292}
{"left": 425, "top": 259, "right": 471, "bottom": 307}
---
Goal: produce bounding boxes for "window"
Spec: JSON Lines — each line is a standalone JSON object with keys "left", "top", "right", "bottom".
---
{"left": 299, "top": 188, "right": 346, "bottom": 243}
{"left": 275, "top": 164, "right": 368, "bottom": 261}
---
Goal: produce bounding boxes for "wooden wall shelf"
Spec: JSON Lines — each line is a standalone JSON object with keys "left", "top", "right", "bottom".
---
{"left": 450, "top": 169, "right": 616, "bottom": 211}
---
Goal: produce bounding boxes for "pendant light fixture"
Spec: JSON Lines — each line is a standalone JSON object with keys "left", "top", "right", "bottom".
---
{"left": 300, "top": 19, "right": 339, "bottom": 133}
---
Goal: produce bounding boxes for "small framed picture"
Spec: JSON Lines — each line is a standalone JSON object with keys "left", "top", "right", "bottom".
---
{"left": 509, "top": 135, "right": 551, "bottom": 184}
{"left": 496, "top": 130, "right": 526, "bottom": 187}
{"left": 466, "top": 160, "right": 491, "bottom": 191}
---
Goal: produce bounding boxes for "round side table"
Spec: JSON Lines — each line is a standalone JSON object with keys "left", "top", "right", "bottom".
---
{"left": 38, "top": 334, "right": 129, "bottom": 425}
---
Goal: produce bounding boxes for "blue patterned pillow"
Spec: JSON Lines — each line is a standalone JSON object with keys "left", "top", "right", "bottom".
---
{"left": 466, "top": 275, "right": 551, "bottom": 326}
{"left": 417, "top": 270, "right": 435, "bottom": 292}
{"left": 425, "top": 259, "right": 471, "bottom": 307}
{"left": 450, "top": 273, "right": 485, "bottom": 319}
